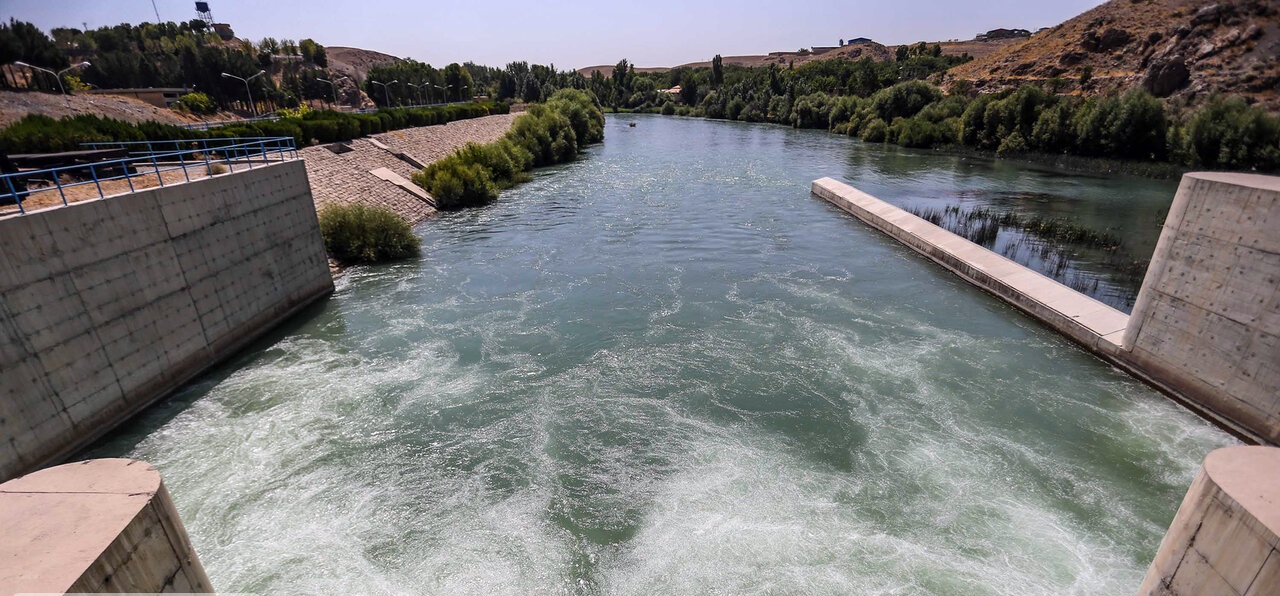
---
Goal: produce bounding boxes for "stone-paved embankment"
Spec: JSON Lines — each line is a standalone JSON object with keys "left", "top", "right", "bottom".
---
{"left": 301, "top": 113, "right": 518, "bottom": 224}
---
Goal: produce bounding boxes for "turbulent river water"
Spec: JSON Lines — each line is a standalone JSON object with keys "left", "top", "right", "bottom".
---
{"left": 91, "top": 114, "right": 1236, "bottom": 594}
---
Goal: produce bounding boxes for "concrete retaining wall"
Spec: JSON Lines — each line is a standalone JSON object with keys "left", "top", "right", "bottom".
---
{"left": 1123, "top": 173, "right": 1280, "bottom": 444}
{"left": 0, "top": 160, "right": 333, "bottom": 481}
{"left": 0, "top": 458, "right": 213, "bottom": 594}
{"left": 1138, "top": 445, "right": 1280, "bottom": 595}
{"left": 811, "top": 174, "right": 1279, "bottom": 443}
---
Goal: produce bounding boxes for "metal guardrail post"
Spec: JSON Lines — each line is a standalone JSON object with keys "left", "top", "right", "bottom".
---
{"left": 52, "top": 170, "right": 67, "bottom": 206}
{"left": 151, "top": 153, "right": 163, "bottom": 186}
{"left": 90, "top": 163, "right": 103, "bottom": 199}
{"left": 178, "top": 150, "right": 190, "bottom": 182}
{"left": 5, "top": 176, "right": 24, "bottom": 214}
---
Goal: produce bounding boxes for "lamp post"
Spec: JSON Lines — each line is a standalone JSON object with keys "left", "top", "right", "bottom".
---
{"left": 15, "top": 61, "right": 91, "bottom": 101}
{"left": 370, "top": 79, "right": 397, "bottom": 108}
{"left": 433, "top": 84, "right": 445, "bottom": 105}
{"left": 407, "top": 82, "right": 425, "bottom": 107}
{"left": 221, "top": 70, "right": 266, "bottom": 117}
{"left": 316, "top": 75, "right": 349, "bottom": 109}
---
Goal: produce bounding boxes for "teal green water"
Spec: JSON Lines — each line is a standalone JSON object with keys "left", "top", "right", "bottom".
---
{"left": 92, "top": 114, "right": 1233, "bottom": 594}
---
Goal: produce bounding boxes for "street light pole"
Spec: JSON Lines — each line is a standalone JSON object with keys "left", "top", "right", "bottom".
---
{"left": 407, "top": 83, "right": 425, "bottom": 107}
{"left": 316, "top": 75, "right": 349, "bottom": 109}
{"left": 221, "top": 70, "right": 266, "bottom": 117}
{"left": 433, "top": 84, "right": 444, "bottom": 104}
{"left": 15, "top": 61, "right": 91, "bottom": 101}
{"left": 370, "top": 79, "right": 397, "bottom": 108}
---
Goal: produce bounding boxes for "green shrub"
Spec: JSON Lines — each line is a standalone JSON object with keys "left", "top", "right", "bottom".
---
{"left": 413, "top": 156, "right": 498, "bottom": 209}
{"left": 317, "top": 203, "right": 421, "bottom": 264}
{"left": 0, "top": 101, "right": 509, "bottom": 154}
{"left": 660, "top": 102, "right": 675, "bottom": 115}
{"left": 889, "top": 117, "right": 952, "bottom": 148}
{"left": 547, "top": 88, "right": 605, "bottom": 144}
{"left": 413, "top": 89, "right": 604, "bottom": 210}
{"left": 173, "top": 92, "right": 217, "bottom": 115}
{"left": 870, "top": 81, "right": 943, "bottom": 122}
{"left": 861, "top": 118, "right": 889, "bottom": 142}
{"left": 997, "top": 131, "right": 1029, "bottom": 155}
{"left": 1178, "top": 96, "right": 1280, "bottom": 171}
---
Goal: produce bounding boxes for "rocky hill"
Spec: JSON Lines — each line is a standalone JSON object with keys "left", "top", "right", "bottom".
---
{"left": 326, "top": 46, "right": 401, "bottom": 82}
{"left": 948, "top": 0, "right": 1280, "bottom": 109}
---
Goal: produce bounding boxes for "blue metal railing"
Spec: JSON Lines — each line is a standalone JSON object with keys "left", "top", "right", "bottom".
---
{"left": 1, "top": 136, "right": 298, "bottom": 216}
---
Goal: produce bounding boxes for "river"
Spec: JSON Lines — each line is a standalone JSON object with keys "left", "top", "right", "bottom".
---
{"left": 90, "top": 113, "right": 1234, "bottom": 594}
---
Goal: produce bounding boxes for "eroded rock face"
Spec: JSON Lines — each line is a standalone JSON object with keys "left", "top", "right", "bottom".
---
{"left": 1143, "top": 57, "right": 1191, "bottom": 97}
{"left": 1083, "top": 27, "right": 1134, "bottom": 52}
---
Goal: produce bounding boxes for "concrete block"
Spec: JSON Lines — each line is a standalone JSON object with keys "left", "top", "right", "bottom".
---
{"left": 0, "top": 459, "right": 214, "bottom": 594}
{"left": 1, "top": 160, "right": 331, "bottom": 481}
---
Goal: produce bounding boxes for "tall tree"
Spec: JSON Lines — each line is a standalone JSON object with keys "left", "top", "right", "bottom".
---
{"left": 711, "top": 54, "right": 723, "bottom": 88}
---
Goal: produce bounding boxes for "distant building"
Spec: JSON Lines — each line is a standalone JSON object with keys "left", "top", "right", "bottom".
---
{"left": 810, "top": 46, "right": 839, "bottom": 55}
{"left": 658, "top": 86, "right": 682, "bottom": 102}
{"left": 846, "top": 37, "right": 874, "bottom": 45}
{"left": 975, "top": 28, "right": 1031, "bottom": 42}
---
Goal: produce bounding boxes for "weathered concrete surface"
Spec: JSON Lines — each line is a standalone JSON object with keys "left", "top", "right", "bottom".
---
{"left": 1124, "top": 173, "right": 1280, "bottom": 445}
{"left": 0, "top": 458, "right": 213, "bottom": 594}
{"left": 0, "top": 160, "right": 333, "bottom": 481}
{"left": 811, "top": 175, "right": 1278, "bottom": 443}
{"left": 1138, "top": 445, "right": 1280, "bottom": 595}
{"left": 301, "top": 113, "right": 517, "bottom": 224}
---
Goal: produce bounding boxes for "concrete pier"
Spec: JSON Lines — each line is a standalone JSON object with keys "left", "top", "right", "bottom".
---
{"left": 1138, "top": 445, "right": 1280, "bottom": 595}
{"left": 812, "top": 174, "right": 1279, "bottom": 444}
{"left": 0, "top": 459, "right": 213, "bottom": 594}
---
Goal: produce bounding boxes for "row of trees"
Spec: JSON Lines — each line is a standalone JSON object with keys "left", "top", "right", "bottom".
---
{"left": 581, "top": 48, "right": 1277, "bottom": 172}
{"left": 788, "top": 81, "right": 1279, "bottom": 171}
{"left": 1, "top": 18, "right": 595, "bottom": 113}
{"left": 581, "top": 50, "right": 970, "bottom": 117}
{"left": 0, "top": 18, "right": 336, "bottom": 112}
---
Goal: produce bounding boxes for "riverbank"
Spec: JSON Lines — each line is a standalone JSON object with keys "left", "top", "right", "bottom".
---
{"left": 630, "top": 110, "right": 1193, "bottom": 181}
{"left": 300, "top": 112, "right": 519, "bottom": 226}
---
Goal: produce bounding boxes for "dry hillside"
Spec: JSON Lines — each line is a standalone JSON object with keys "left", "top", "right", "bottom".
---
{"left": 326, "top": 46, "right": 401, "bottom": 82}
{"left": 949, "top": 0, "right": 1280, "bottom": 109}
{"left": 0, "top": 90, "right": 223, "bottom": 128}
{"left": 576, "top": 35, "right": 1025, "bottom": 77}
{"left": 578, "top": 42, "right": 896, "bottom": 76}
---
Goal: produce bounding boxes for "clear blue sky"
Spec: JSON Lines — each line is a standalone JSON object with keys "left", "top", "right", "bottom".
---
{"left": 4, "top": 0, "right": 1106, "bottom": 69}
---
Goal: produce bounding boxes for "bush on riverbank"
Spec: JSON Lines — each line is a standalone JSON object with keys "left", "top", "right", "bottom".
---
{"left": 831, "top": 82, "right": 1279, "bottom": 172}
{"left": 0, "top": 101, "right": 509, "bottom": 154}
{"left": 317, "top": 203, "right": 421, "bottom": 265}
{"left": 413, "top": 89, "right": 604, "bottom": 209}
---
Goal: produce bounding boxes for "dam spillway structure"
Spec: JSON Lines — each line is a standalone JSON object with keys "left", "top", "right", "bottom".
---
{"left": 812, "top": 172, "right": 1280, "bottom": 446}
{"left": 0, "top": 137, "right": 334, "bottom": 482}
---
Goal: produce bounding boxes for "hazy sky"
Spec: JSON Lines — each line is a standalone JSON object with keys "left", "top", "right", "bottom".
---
{"left": 5, "top": 0, "right": 1106, "bottom": 69}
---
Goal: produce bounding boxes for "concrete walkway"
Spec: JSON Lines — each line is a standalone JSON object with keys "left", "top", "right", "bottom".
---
{"left": 811, "top": 177, "right": 1129, "bottom": 352}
